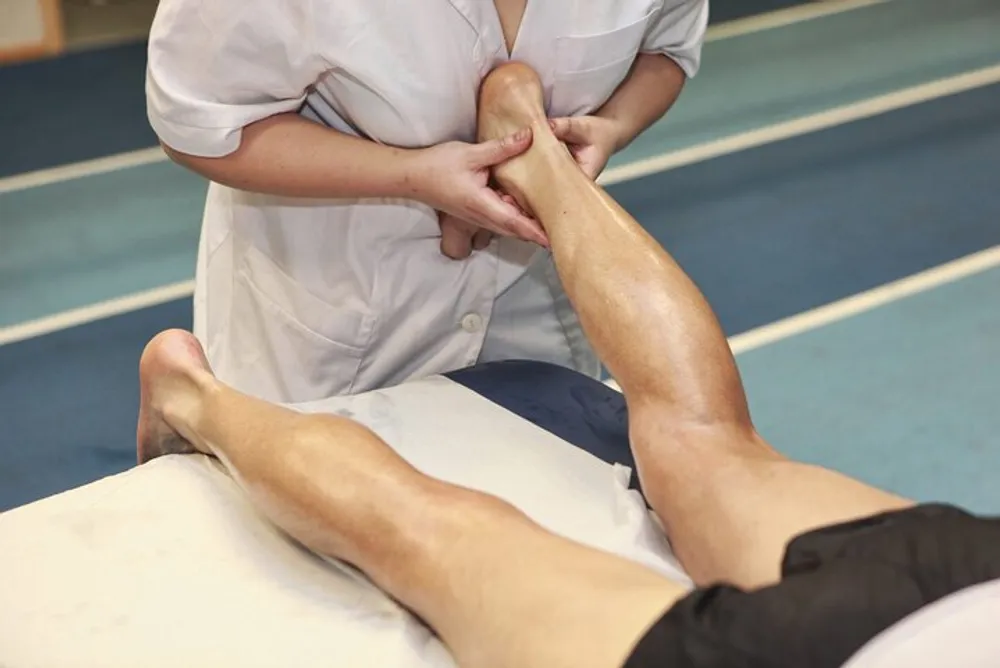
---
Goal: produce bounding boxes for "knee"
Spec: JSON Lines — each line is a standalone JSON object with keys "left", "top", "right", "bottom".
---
{"left": 626, "top": 401, "right": 782, "bottom": 494}
{"left": 629, "top": 400, "right": 764, "bottom": 455}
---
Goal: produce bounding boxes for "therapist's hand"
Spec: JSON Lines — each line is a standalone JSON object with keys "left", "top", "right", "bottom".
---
{"left": 548, "top": 116, "right": 624, "bottom": 179}
{"left": 438, "top": 194, "right": 530, "bottom": 260}
{"left": 412, "top": 130, "right": 549, "bottom": 252}
{"left": 438, "top": 213, "right": 492, "bottom": 260}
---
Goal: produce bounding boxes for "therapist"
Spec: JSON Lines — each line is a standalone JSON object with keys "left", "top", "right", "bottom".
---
{"left": 146, "top": 0, "right": 708, "bottom": 404}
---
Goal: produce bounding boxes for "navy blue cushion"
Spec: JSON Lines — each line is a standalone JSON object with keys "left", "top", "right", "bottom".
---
{"left": 446, "top": 360, "right": 640, "bottom": 489}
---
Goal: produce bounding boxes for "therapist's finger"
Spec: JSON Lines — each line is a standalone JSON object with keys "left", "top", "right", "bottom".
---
{"left": 439, "top": 213, "right": 475, "bottom": 260}
{"left": 470, "top": 127, "right": 533, "bottom": 168}
{"left": 472, "top": 229, "right": 494, "bottom": 250}
{"left": 498, "top": 192, "right": 532, "bottom": 219}
{"left": 476, "top": 192, "right": 548, "bottom": 247}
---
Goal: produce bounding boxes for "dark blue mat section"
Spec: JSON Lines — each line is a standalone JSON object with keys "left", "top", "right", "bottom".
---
{"left": 446, "top": 361, "right": 639, "bottom": 488}
{"left": 0, "top": 42, "right": 155, "bottom": 177}
{"left": 0, "top": 299, "right": 192, "bottom": 511}
{"left": 621, "top": 81, "right": 1000, "bottom": 336}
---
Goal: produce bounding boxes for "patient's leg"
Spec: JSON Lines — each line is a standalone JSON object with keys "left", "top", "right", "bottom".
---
{"left": 137, "top": 329, "right": 683, "bottom": 668}
{"left": 478, "top": 63, "right": 911, "bottom": 589}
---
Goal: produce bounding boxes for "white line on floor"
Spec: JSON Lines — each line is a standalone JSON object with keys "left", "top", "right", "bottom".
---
{"left": 0, "top": 0, "right": 891, "bottom": 195}
{"left": 728, "top": 245, "right": 1000, "bottom": 354}
{"left": 704, "top": 0, "right": 889, "bottom": 42}
{"left": 0, "top": 147, "right": 167, "bottom": 195}
{"left": 19, "top": 244, "right": 997, "bottom": 353}
{"left": 0, "top": 281, "right": 196, "bottom": 347}
{"left": 603, "top": 245, "right": 1000, "bottom": 392}
{"left": 599, "top": 64, "right": 1000, "bottom": 185}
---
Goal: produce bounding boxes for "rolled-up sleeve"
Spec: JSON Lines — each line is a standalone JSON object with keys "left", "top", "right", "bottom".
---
{"left": 146, "top": 0, "right": 327, "bottom": 157}
{"left": 641, "top": 0, "right": 709, "bottom": 78}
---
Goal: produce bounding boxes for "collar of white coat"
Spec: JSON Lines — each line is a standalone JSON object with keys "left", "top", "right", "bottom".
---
{"left": 441, "top": 0, "right": 544, "bottom": 62}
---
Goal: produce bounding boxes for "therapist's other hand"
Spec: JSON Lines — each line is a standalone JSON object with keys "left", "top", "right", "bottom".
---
{"left": 438, "top": 212, "right": 492, "bottom": 260}
{"left": 548, "top": 116, "right": 622, "bottom": 179}
{"left": 413, "top": 130, "right": 549, "bottom": 249}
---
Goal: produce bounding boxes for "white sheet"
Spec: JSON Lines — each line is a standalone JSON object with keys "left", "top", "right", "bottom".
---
{"left": 0, "top": 376, "right": 688, "bottom": 668}
{"left": 844, "top": 578, "right": 1000, "bottom": 668}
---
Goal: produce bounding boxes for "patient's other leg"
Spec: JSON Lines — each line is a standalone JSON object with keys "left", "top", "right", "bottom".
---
{"left": 478, "top": 63, "right": 911, "bottom": 590}
{"left": 137, "top": 329, "right": 684, "bottom": 668}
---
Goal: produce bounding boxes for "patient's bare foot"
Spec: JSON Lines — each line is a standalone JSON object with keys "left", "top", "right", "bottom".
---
{"left": 477, "top": 63, "right": 574, "bottom": 209}
{"left": 136, "top": 329, "right": 213, "bottom": 464}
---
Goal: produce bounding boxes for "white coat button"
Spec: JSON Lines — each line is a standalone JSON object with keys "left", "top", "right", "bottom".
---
{"left": 461, "top": 313, "right": 484, "bottom": 333}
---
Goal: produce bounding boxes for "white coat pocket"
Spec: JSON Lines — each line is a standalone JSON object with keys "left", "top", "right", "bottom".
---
{"left": 231, "top": 244, "right": 374, "bottom": 403}
{"left": 549, "top": 10, "right": 656, "bottom": 118}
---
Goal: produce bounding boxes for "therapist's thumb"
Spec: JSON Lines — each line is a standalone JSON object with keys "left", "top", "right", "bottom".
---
{"left": 549, "top": 117, "right": 588, "bottom": 144}
{"left": 472, "top": 128, "right": 533, "bottom": 167}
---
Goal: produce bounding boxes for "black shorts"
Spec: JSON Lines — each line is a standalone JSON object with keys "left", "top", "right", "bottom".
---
{"left": 626, "top": 504, "right": 1000, "bottom": 668}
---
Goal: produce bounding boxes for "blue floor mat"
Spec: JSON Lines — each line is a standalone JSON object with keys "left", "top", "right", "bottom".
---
{"left": 0, "top": 42, "right": 155, "bottom": 177}
{"left": 0, "top": 300, "right": 191, "bottom": 510}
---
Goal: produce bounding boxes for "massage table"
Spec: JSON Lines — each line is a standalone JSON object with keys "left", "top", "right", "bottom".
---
{"left": 1, "top": 361, "right": 997, "bottom": 667}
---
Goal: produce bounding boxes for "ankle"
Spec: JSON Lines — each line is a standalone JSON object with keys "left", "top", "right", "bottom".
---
{"left": 495, "top": 128, "right": 576, "bottom": 208}
{"left": 158, "top": 371, "right": 217, "bottom": 451}
{"left": 529, "top": 119, "right": 572, "bottom": 160}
